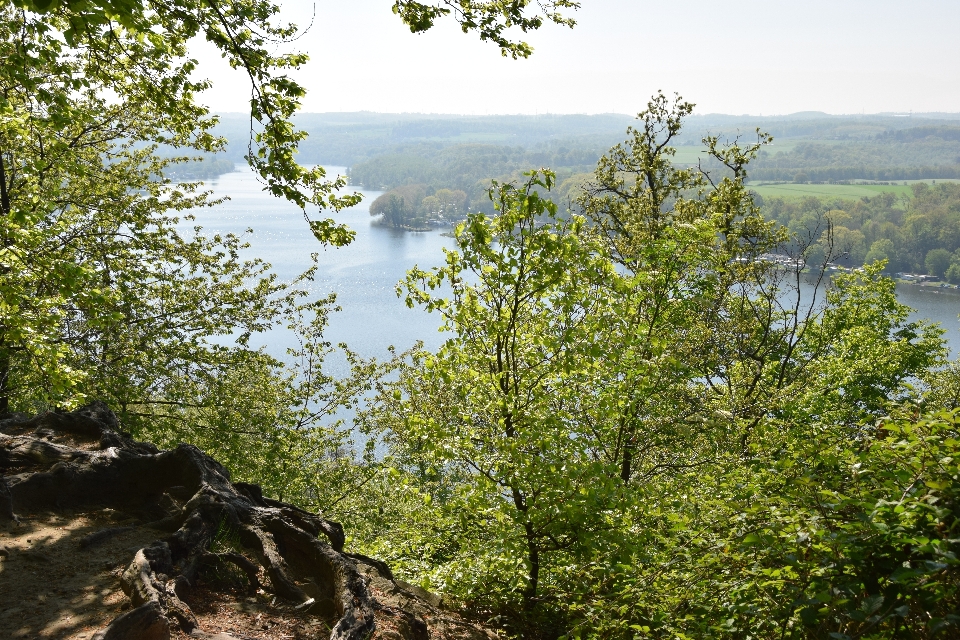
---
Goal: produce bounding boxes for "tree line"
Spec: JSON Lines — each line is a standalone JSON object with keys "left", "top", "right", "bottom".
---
{"left": 348, "top": 142, "right": 602, "bottom": 215}
{"left": 763, "top": 183, "right": 960, "bottom": 278}
{"left": 348, "top": 125, "right": 960, "bottom": 198}
{"left": 368, "top": 184, "right": 468, "bottom": 229}
{"left": 161, "top": 156, "right": 236, "bottom": 180}
{"left": 743, "top": 133, "right": 960, "bottom": 182}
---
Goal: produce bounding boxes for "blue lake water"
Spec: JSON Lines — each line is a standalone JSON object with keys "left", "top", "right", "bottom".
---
{"left": 190, "top": 168, "right": 455, "bottom": 375}
{"left": 192, "top": 168, "right": 960, "bottom": 374}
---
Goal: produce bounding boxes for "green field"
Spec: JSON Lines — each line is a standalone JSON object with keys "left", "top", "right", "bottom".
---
{"left": 747, "top": 182, "right": 915, "bottom": 200}
{"left": 669, "top": 146, "right": 707, "bottom": 164}
{"left": 672, "top": 139, "right": 832, "bottom": 165}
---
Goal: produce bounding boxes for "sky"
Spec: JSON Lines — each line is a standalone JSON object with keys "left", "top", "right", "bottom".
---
{"left": 191, "top": 0, "right": 960, "bottom": 117}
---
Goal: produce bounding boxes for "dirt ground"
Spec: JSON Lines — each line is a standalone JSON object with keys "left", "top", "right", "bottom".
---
{"left": 0, "top": 509, "right": 332, "bottom": 640}
{"left": 0, "top": 509, "right": 157, "bottom": 638}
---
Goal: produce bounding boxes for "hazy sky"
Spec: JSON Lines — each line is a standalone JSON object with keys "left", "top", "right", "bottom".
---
{"left": 192, "top": 0, "right": 960, "bottom": 116}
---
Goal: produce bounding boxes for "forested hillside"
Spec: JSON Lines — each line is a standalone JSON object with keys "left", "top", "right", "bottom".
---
{"left": 747, "top": 130, "right": 960, "bottom": 181}
{"left": 335, "top": 115, "right": 960, "bottom": 268}
{"left": 209, "top": 111, "right": 634, "bottom": 167}
{"left": 161, "top": 155, "right": 236, "bottom": 180}
{"left": 207, "top": 111, "right": 960, "bottom": 186}
{"left": 344, "top": 123, "right": 960, "bottom": 189}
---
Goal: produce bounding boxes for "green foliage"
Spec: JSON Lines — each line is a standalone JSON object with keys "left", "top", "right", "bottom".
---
{"left": 779, "top": 263, "right": 945, "bottom": 428}
{"left": 124, "top": 298, "right": 397, "bottom": 512}
{"left": 0, "top": 0, "right": 438, "bottom": 514}
{"left": 422, "top": 188, "right": 468, "bottom": 220}
{"left": 0, "top": 75, "right": 393, "bottom": 500}
{"left": 349, "top": 143, "right": 602, "bottom": 216}
{"left": 745, "top": 132, "right": 960, "bottom": 182}
{"left": 343, "top": 119, "right": 960, "bottom": 221}
{"left": 356, "top": 93, "right": 952, "bottom": 638}
{"left": 3, "top": 0, "right": 575, "bottom": 245}
{"left": 386, "top": 171, "right": 615, "bottom": 611}
{"left": 392, "top": 0, "right": 579, "bottom": 59}
{"left": 0, "top": 0, "right": 346, "bottom": 409}
{"left": 564, "top": 409, "right": 960, "bottom": 639}
{"left": 764, "top": 183, "right": 960, "bottom": 274}
{"left": 369, "top": 184, "right": 428, "bottom": 228}
{"left": 867, "top": 239, "right": 895, "bottom": 266}
{"left": 926, "top": 248, "right": 953, "bottom": 279}
{"left": 1, "top": 0, "right": 576, "bottom": 473}
{"left": 163, "top": 156, "right": 235, "bottom": 181}
{"left": 0, "top": 0, "right": 364, "bottom": 247}
{"left": 7, "top": 1, "right": 958, "bottom": 629}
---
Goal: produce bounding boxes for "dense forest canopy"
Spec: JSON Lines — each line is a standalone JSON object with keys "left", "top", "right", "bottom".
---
{"left": 368, "top": 184, "right": 468, "bottom": 229}
{"left": 746, "top": 134, "right": 960, "bottom": 182}
{"left": 335, "top": 113, "right": 960, "bottom": 217}
{"left": 194, "top": 110, "right": 960, "bottom": 187}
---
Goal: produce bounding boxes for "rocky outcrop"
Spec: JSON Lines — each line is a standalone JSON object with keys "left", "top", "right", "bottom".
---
{"left": 0, "top": 402, "right": 496, "bottom": 640}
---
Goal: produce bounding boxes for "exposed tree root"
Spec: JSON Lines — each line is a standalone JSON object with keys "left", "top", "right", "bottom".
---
{"left": 1, "top": 402, "right": 387, "bottom": 640}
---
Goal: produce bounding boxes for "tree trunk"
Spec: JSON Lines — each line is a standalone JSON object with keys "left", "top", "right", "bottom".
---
{"left": 0, "top": 150, "right": 11, "bottom": 414}
{"left": 523, "top": 521, "right": 540, "bottom": 608}
{"left": 0, "top": 345, "right": 8, "bottom": 414}
{"left": 620, "top": 436, "right": 633, "bottom": 485}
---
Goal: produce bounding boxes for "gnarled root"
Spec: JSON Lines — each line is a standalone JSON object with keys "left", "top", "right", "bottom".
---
{"left": 2, "top": 402, "right": 376, "bottom": 640}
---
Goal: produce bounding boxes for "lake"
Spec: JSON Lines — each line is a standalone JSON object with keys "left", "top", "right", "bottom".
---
{"left": 192, "top": 168, "right": 960, "bottom": 372}
{"left": 191, "top": 168, "right": 454, "bottom": 376}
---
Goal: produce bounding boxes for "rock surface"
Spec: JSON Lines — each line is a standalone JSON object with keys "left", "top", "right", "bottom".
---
{"left": 0, "top": 403, "right": 497, "bottom": 640}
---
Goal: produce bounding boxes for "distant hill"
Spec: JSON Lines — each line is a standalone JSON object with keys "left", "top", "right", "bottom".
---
{"left": 208, "top": 111, "right": 960, "bottom": 190}
{"left": 209, "top": 110, "right": 959, "bottom": 160}
{"left": 211, "top": 112, "right": 636, "bottom": 167}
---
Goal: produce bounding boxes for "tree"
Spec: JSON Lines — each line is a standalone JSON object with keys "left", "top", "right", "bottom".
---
{"left": 0, "top": 76, "right": 392, "bottom": 493}
{"left": 866, "top": 238, "right": 896, "bottom": 267}
{"left": 391, "top": 0, "right": 579, "bottom": 59}
{"left": 946, "top": 253, "right": 960, "bottom": 284}
{"left": 0, "top": 0, "right": 362, "bottom": 248}
{"left": 389, "top": 172, "right": 614, "bottom": 617}
{"left": 370, "top": 193, "right": 409, "bottom": 228}
{"left": 359, "top": 94, "right": 948, "bottom": 637}
{"left": 369, "top": 184, "right": 428, "bottom": 228}
{"left": 757, "top": 185, "right": 960, "bottom": 274}
{"left": 565, "top": 405, "right": 960, "bottom": 639}
{"left": 1, "top": 0, "right": 580, "bottom": 409}
{"left": 926, "top": 247, "right": 952, "bottom": 278}
{"left": 424, "top": 188, "right": 467, "bottom": 221}
{"left": 575, "top": 91, "right": 822, "bottom": 474}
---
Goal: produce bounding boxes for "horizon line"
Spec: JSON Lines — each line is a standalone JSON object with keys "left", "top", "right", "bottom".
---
{"left": 209, "top": 110, "right": 960, "bottom": 120}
